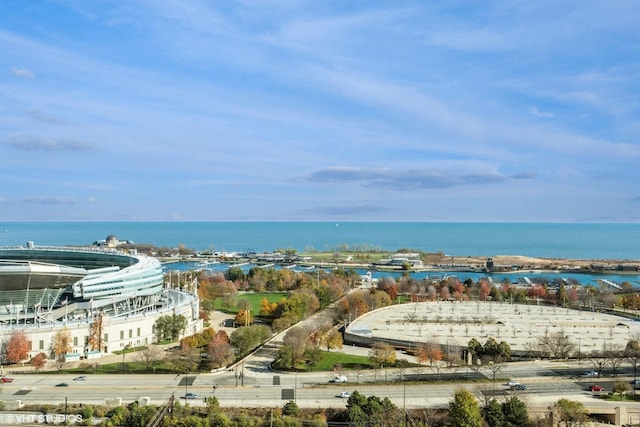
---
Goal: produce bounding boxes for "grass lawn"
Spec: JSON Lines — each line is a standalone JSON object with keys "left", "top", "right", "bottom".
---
{"left": 311, "top": 351, "right": 374, "bottom": 371}
{"left": 212, "top": 292, "right": 287, "bottom": 315}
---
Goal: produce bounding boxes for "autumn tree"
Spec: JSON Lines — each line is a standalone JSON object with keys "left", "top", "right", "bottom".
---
{"left": 368, "top": 341, "right": 396, "bottom": 367}
{"left": 258, "top": 297, "right": 278, "bottom": 317}
{"left": 88, "top": 313, "right": 104, "bottom": 352}
{"left": 423, "top": 341, "right": 443, "bottom": 367}
{"left": 30, "top": 352, "right": 47, "bottom": 371}
{"left": 235, "top": 309, "right": 251, "bottom": 327}
{"left": 317, "top": 327, "right": 343, "bottom": 352}
{"left": 52, "top": 328, "right": 72, "bottom": 370}
{"left": 6, "top": 331, "right": 31, "bottom": 364}
{"left": 208, "top": 331, "right": 235, "bottom": 369}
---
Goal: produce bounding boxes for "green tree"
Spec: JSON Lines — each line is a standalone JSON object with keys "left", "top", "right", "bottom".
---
{"left": 153, "top": 314, "right": 187, "bottom": 341}
{"left": 613, "top": 381, "right": 631, "bottom": 400}
{"left": 467, "top": 338, "right": 482, "bottom": 360}
{"left": 502, "top": 396, "right": 529, "bottom": 427}
{"left": 482, "top": 399, "right": 504, "bottom": 427}
{"left": 229, "top": 324, "right": 271, "bottom": 356}
{"left": 282, "top": 400, "right": 301, "bottom": 417}
{"left": 448, "top": 389, "right": 482, "bottom": 427}
{"left": 556, "top": 399, "right": 588, "bottom": 427}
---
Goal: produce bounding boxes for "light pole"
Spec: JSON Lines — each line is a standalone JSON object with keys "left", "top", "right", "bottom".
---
{"left": 578, "top": 338, "right": 581, "bottom": 366}
{"left": 121, "top": 344, "right": 129, "bottom": 374}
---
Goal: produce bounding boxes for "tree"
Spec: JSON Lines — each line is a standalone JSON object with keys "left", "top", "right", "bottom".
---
{"left": 421, "top": 341, "right": 443, "bottom": 367}
{"left": 281, "top": 325, "right": 312, "bottom": 369}
{"left": 6, "top": 331, "right": 31, "bottom": 364}
{"left": 368, "top": 342, "right": 396, "bottom": 367}
{"left": 135, "top": 345, "right": 164, "bottom": 372}
{"left": 30, "top": 352, "right": 47, "bottom": 371}
{"left": 52, "top": 328, "right": 72, "bottom": 370}
{"left": 153, "top": 314, "right": 187, "bottom": 342}
{"left": 88, "top": 313, "right": 104, "bottom": 352}
{"left": 482, "top": 399, "right": 504, "bottom": 427}
{"left": 613, "top": 381, "right": 631, "bottom": 400}
{"left": 556, "top": 399, "right": 588, "bottom": 427}
{"left": 235, "top": 309, "right": 251, "bottom": 327}
{"left": 318, "top": 327, "right": 343, "bottom": 352}
{"left": 501, "top": 396, "right": 529, "bottom": 427}
{"left": 229, "top": 325, "right": 271, "bottom": 356}
{"left": 259, "top": 297, "right": 277, "bottom": 317}
{"left": 166, "top": 347, "right": 200, "bottom": 374}
{"left": 467, "top": 338, "right": 482, "bottom": 362}
{"left": 448, "top": 389, "right": 482, "bottom": 427}
{"left": 208, "top": 331, "right": 235, "bottom": 369}
{"left": 587, "top": 351, "right": 609, "bottom": 378}
{"left": 535, "top": 332, "right": 575, "bottom": 359}
{"left": 282, "top": 400, "right": 301, "bottom": 417}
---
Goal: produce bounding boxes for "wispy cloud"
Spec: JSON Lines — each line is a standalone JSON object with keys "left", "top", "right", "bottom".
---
{"left": 297, "top": 204, "right": 389, "bottom": 216}
{"left": 4, "top": 135, "right": 96, "bottom": 152}
{"left": 10, "top": 66, "right": 35, "bottom": 79}
{"left": 307, "top": 166, "right": 535, "bottom": 190}
{"left": 530, "top": 107, "right": 554, "bottom": 118}
{"left": 27, "top": 109, "right": 69, "bottom": 125}
{"left": 23, "top": 196, "right": 76, "bottom": 205}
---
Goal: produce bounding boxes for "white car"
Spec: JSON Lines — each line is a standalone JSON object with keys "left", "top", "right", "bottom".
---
{"left": 581, "top": 371, "right": 598, "bottom": 377}
{"left": 340, "top": 391, "right": 352, "bottom": 399}
{"left": 73, "top": 376, "right": 88, "bottom": 381}
{"left": 506, "top": 380, "right": 519, "bottom": 387}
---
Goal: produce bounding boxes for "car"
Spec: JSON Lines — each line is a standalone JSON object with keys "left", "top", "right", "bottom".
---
{"left": 511, "top": 384, "right": 527, "bottom": 391}
{"left": 55, "top": 383, "right": 69, "bottom": 387}
{"left": 632, "top": 379, "right": 640, "bottom": 385}
{"left": 1, "top": 376, "right": 14, "bottom": 383}
{"left": 506, "top": 380, "right": 519, "bottom": 387}
{"left": 340, "top": 391, "right": 352, "bottom": 399}
{"left": 181, "top": 392, "right": 198, "bottom": 399}
{"left": 73, "top": 376, "right": 88, "bottom": 381}
{"left": 582, "top": 371, "right": 598, "bottom": 377}
{"left": 589, "top": 385, "right": 603, "bottom": 392}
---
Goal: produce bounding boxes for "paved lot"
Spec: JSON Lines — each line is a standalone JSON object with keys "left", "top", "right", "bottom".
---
{"left": 346, "top": 301, "right": 640, "bottom": 353}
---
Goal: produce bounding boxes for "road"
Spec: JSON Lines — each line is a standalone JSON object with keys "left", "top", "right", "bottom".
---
{"left": 2, "top": 364, "right": 637, "bottom": 410}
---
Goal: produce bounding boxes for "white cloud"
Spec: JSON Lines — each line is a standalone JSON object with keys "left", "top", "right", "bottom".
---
{"left": 10, "top": 67, "right": 35, "bottom": 79}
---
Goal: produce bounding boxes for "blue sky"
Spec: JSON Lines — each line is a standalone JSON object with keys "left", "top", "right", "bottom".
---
{"left": 1, "top": 1, "right": 639, "bottom": 222}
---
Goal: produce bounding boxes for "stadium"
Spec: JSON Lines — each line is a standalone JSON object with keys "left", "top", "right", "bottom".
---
{"left": 0, "top": 241, "right": 201, "bottom": 364}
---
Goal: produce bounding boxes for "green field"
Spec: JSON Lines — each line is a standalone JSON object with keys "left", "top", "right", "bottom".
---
{"left": 309, "top": 351, "right": 374, "bottom": 372}
{"left": 213, "top": 292, "right": 288, "bottom": 315}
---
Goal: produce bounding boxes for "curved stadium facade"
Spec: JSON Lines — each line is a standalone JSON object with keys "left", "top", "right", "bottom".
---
{"left": 0, "top": 244, "right": 201, "bottom": 363}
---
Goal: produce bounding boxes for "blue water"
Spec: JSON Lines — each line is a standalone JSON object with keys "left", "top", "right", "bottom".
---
{"left": 164, "top": 260, "right": 640, "bottom": 288}
{"left": 1, "top": 222, "right": 639, "bottom": 260}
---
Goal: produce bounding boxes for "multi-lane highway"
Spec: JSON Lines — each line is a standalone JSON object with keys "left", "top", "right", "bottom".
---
{"left": 0, "top": 364, "right": 627, "bottom": 410}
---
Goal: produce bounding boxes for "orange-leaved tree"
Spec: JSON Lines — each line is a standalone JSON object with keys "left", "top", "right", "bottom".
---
{"left": 6, "top": 331, "right": 31, "bottom": 364}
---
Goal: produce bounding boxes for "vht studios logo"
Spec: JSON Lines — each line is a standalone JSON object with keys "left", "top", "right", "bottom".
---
{"left": 2, "top": 413, "right": 83, "bottom": 424}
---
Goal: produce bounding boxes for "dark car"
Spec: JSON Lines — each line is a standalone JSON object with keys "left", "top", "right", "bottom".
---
{"left": 510, "top": 384, "right": 527, "bottom": 391}
{"left": 181, "top": 392, "right": 198, "bottom": 399}
{"left": 55, "top": 383, "right": 69, "bottom": 387}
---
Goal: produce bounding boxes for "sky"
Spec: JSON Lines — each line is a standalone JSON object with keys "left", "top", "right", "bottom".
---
{"left": 1, "top": 1, "right": 639, "bottom": 222}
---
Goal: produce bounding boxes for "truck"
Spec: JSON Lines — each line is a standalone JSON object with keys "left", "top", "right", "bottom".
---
{"left": 331, "top": 375, "right": 348, "bottom": 383}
